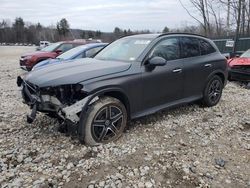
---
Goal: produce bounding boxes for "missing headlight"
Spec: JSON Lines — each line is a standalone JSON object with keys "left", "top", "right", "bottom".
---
{"left": 41, "top": 84, "right": 86, "bottom": 105}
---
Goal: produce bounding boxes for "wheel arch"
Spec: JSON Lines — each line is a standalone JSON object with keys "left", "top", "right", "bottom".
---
{"left": 215, "top": 72, "right": 226, "bottom": 85}
{"left": 78, "top": 87, "right": 131, "bottom": 143}
{"left": 84, "top": 87, "right": 131, "bottom": 120}
{"left": 205, "top": 70, "right": 227, "bottom": 87}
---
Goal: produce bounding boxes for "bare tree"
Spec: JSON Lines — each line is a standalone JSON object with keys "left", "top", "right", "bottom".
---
{"left": 233, "top": 0, "right": 242, "bottom": 53}
{"left": 179, "top": 0, "right": 211, "bottom": 36}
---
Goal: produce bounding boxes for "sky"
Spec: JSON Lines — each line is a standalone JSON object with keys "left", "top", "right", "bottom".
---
{"left": 0, "top": 0, "right": 196, "bottom": 32}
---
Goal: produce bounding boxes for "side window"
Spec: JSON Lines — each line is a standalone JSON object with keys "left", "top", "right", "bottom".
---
{"left": 181, "top": 37, "right": 200, "bottom": 58}
{"left": 57, "top": 44, "right": 74, "bottom": 53}
{"left": 150, "top": 38, "right": 180, "bottom": 61}
{"left": 85, "top": 47, "right": 103, "bottom": 57}
{"left": 199, "top": 39, "right": 216, "bottom": 55}
{"left": 75, "top": 53, "right": 84, "bottom": 59}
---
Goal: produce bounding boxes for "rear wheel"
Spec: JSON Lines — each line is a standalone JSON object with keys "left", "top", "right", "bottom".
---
{"left": 202, "top": 75, "right": 223, "bottom": 107}
{"left": 80, "top": 97, "right": 127, "bottom": 146}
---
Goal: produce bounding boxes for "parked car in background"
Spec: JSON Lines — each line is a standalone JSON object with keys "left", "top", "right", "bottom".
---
{"left": 36, "top": 41, "right": 50, "bottom": 51}
{"left": 20, "top": 41, "right": 86, "bottom": 71}
{"left": 32, "top": 43, "right": 108, "bottom": 70}
{"left": 228, "top": 49, "right": 250, "bottom": 82}
{"left": 17, "top": 33, "right": 227, "bottom": 145}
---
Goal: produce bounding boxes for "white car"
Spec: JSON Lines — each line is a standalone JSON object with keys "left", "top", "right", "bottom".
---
{"left": 36, "top": 41, "right": 50, "bottom": 51}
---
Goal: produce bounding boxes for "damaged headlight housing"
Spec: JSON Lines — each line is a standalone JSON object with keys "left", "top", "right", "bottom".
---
{"left": 40, "top": 84, "right": 86, "bottom": 105}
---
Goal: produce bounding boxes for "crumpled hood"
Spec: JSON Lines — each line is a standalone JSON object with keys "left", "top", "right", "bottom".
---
{"left": 229, "top": 57, "right": 250, "bottom": 67}
{"left": 25, "top": 58, "right": 131, "bottom": 87}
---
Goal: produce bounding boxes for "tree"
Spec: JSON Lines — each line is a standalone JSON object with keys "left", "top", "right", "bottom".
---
{"left": 0, "top": 20, "right": 9, "bottom": 28}
{"left": 113, "top": 27, "right": 122, "bottom": 38}
{"left": 123, "top": 29, "right": 128, "bottom": 36}
{"left": 162, "top": 26, "right": 170, "bottom": 33}
{"left": 13, "top": 17, "right": 25, "bottom": 42}
{"left": 233, "top": 0, "right": 242, "bottom": 53}
{"left": 81, "top": 31, "right": 86, "bottom": 39}
{"left": 95, "top": 30, "right": 102, "bottom": 38}
{"left": 56, "top": 18, "right": 70, "bottom": 37}
{"left": 179, "top": 0, "right": 211, "bottom": 36}
{"left": 36, "top": 22, "right": 42, "bottom": 31}
{"left": 87, "top": 30, "right": 94, "bottom": 38}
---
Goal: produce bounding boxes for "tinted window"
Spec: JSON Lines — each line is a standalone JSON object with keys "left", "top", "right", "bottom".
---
{"left": 85, "top": 47, "right": 103, "bottom": 57}
{"left": 150, "top": 38, "right": 180, "bottom": 61}
{"left": 42, "top": 42, "right": 62, "bottom": 52}
{"left": 181, "top": 37, "right": 200, "bottom": 58}
{"left": 199, "top": 39, "right": 216, "bottom": 55}
{"left": 57, "top": 45, "right": 86, "bottom": 60}
{"left": 57, "top": 44, "right": 74, "bottom": 53}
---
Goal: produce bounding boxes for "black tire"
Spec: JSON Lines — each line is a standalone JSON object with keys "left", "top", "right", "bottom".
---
{"left": 202, "top": 75, "right": 223, "bottom": 107}
{"left": 80, "top": 97, "right": 127, "bottom": 146}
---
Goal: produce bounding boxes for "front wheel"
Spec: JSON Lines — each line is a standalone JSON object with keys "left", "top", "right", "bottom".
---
{"left": 202, "top": 75, "right": 223, "bottom": 107}
{"left": 80, "top": 97, "right": 127, "bottom": 146}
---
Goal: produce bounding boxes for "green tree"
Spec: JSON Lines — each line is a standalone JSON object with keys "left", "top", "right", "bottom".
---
{"left": 56, "top": 18, "right": 70, "bottom": 37}
{"left": 13, "top": 17, "right": 25, "bottom": 42}
{"left": 162, "top": 26, "right": 170, "bottom": 33}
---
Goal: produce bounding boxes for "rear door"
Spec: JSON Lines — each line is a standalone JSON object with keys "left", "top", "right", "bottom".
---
{"left": 180, "top": 37, "right": 216, "bottom": 98}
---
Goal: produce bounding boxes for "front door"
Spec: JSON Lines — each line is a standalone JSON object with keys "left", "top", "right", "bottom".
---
{"left": 142, "top": 37, "right": 184, "bottom": 110}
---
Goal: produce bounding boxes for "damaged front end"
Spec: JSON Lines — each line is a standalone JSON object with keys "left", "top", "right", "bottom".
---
{"left": 229, "top": 65, "right": 250, "bottom": 82}
{"left": 17, "top": 76, "right": 93, "bottom": 127}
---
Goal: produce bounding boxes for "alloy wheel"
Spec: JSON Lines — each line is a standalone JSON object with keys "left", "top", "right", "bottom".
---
{"left": 208, "top": 79, "right": 222, "bottom": 103}
{"left": 91, "top": 105, "right": 124, "bottom": 142}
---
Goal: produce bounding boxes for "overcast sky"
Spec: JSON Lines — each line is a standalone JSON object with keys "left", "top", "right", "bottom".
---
{"left": 0, "top": 0, "right": 196, "bottom": 32}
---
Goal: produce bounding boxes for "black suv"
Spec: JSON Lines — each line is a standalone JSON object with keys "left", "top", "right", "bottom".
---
{"left": 17, "top": 33, "right": 227, "bottom": 145}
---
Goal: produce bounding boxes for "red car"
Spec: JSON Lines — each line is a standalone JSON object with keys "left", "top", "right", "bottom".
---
{"left": 20, "top": 41, "right": 85, "bottom": 71}
{"left": 228, "top": 49, "right": 250, "bottom": 82}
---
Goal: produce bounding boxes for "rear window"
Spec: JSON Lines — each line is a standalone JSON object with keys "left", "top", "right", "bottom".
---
{"left": 181, "top": 37, "right": 200, "bottom": 58}
{"left": 199, "top": 39, "right": 216, "bottom": 55}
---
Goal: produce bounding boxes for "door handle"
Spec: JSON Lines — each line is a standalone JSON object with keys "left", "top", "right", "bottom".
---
{"left": 204, "top": 64, "right": 212, "bottom": 68}
{"left": 172, "top": 68, "right": 182, "bottom": 73}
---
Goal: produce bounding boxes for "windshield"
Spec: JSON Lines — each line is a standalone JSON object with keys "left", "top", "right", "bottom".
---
{"left": 41, "top": 42, "right": 62, "bottom": 52}
{"left": 57, "top": 45, "right": 86, "bottom": 60}
{"left": 240, "top": 49, "right": 250, "bottom": 58}
{"left": 95, "top": 37, "right": 152, "bottom": 61}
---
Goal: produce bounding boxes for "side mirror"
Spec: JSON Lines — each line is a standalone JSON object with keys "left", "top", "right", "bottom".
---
{"left": 55, "top": 49, "right": 62, "bottom": 54}
{"left": 148, "top": 56, "right": 167, "bottom": 67}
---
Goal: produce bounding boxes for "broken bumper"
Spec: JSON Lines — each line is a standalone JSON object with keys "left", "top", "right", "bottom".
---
{"left": 17, "top": 76, "right": 91, "bottom": 124}
{"left": 229, "top": 68, "right": 250, "bottom": 82}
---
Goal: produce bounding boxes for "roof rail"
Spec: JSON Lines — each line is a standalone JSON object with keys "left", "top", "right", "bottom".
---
{"left": 158, "top": 32, "right": 207, "bottom": 38}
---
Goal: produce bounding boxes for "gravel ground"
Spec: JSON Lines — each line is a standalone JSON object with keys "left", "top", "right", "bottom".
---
{"left": 0, "top": 46, "right": 250, "bottom": 188}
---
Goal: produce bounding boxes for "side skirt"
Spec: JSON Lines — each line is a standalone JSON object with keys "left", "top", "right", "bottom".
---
{"left": 131, "top": 95, "right": 202, "bottom": 120}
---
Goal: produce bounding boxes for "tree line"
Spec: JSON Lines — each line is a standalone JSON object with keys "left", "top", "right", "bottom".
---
{"left": 1, "top": 1, "right": 249, "bottom": 46}
{"left": 0, "top": 17, "right": 154, "bottom": 45}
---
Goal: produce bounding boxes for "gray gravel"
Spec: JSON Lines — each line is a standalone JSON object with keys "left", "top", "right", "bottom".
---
{"left": 0, "top": 46, "right": 250, "bottom": 188}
